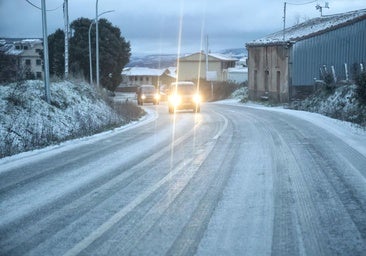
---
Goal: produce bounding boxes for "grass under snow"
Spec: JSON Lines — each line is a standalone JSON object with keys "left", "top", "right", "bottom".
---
{"left": 0, "top": 80, "right": 144, "bottom": 158}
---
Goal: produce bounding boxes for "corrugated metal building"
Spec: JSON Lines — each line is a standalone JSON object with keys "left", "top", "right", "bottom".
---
{"left": 246, "top": 8, "right": 366, "bottom": 103}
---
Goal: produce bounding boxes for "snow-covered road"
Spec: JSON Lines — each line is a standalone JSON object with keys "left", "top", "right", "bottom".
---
{"left": 1, "top": 101, "right": 365, "bottom": 255}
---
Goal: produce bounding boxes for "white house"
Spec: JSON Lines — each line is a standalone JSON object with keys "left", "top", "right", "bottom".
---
{"left": 1, "top": 39, "right": 44, "bottom": 80}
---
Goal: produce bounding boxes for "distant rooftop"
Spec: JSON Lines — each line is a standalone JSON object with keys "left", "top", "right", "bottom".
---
{"left": 121, "top": 67, "right": 168, "bottom": 76}
{"left": 247, "top": 8, "right": 366, "bottom": 46}
{"left": 0, "top": 38, "right": 43, "bottom": 56}
{"left": 180, "top": 52, "right": 238, "bottom": 62}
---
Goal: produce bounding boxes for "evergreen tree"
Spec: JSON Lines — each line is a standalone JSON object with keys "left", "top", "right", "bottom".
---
{"left": 0, "top": 51, "right": 18, "bottom": 83}
{"left": 48, "top": 29, "right": 65, "bottom": 78}
{"left": 69, "top": 17, "right": 131, "bottom": 91}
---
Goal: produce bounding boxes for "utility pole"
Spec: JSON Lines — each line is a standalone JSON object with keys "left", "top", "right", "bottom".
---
{"left": 88, "top": 10, "right": 114, "bottom": 85}
{"left": 41, "top": 0, "right": 51, "bottom": 103}
{"left": 63, "top": 0, "right": 69, "bottom": 79}
{"left": 89, "top": 21, "right": 94, "bottom": 85}
{"left": 283, "top": 2, "right": 287, "bottom": 41}
{"left": 205, "top": 35, "right": 209, "bottom": 80}
{"left": 95, "top": 0, "right": 100, "bottom": 87}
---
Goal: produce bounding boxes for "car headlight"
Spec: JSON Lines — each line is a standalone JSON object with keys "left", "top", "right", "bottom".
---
{"left": 141, "top": 94, "right": 146, "bottom": 100}
{"left": 169, "top": 94, "right": 181, "bottom": 106}
{"left": 193, "top": 94, "right": 201, "bottom": 103}
{"left": 154, "top": 93, "right": 160, "bottom": 100}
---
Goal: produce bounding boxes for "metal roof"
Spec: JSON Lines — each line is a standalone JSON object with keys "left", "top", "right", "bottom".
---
{"left": 246, "top": 8, "right": 366, "bottom": 47}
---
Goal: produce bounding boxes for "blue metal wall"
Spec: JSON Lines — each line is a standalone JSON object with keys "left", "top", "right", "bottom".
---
{"left": 292, "top": 19, "right": 366, "bottom": 86}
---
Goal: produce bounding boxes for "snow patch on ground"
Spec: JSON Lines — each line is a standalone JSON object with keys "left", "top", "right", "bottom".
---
{"left": 217, "top": 98, "right": 366, "bottom": 157}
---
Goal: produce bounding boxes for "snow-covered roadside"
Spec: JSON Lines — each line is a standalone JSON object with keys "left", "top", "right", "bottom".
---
{"left": 216, "top": 99, "right": 366, "bottom": 157}
{"left": 0, "top": 80, "right": 144, "bottom": 159}
{"left": 0, "top": 106, "right": 157, "bottom": 172}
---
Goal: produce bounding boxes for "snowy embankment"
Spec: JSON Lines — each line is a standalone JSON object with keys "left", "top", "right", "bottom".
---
{"left": 222, "top": 84, "right": 366, "bottom": 156}
{"left": 218, "top": 98, "right": 366, "bottom": 158}
{"left": 0, "top": 80, "right": 143, "bottom": 158}
{"left": 290, "top": 84, "right": 366, "bottom": 127}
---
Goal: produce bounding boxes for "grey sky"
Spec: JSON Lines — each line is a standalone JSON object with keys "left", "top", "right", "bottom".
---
{"left": 0, "top": 0, "right": 365, "bottom": 55}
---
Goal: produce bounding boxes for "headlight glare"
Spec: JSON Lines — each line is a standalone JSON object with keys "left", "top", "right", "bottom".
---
{"left": 169, "top": 94, "right": 181, "bottom": 106}
{"left": 193, "top": 94, "right": 201, "bottom": 103}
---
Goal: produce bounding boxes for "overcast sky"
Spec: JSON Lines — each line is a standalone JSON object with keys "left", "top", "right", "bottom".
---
{"left": 0, "top": 0, "right": 365, "bottom": 55}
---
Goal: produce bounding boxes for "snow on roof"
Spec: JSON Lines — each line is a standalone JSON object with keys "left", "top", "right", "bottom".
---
{"left": 19, "top": 39, "right": 42, "bottom": 44}
{"left": 180, "top": 52, "right": 238, "bottom": 62}
{"left": 208, "top": 53, "right": 238, "bottom": 61}
{"left": 121, "top": 67, "right": 168, "bottom": 77}
{"left": 167, "top": 67, "right": 177, "bottom": 79}
{"left": 6, "top": 48, "right": 23, "bottom": 56}
{"left": 247, "top": 8, "right": 366, "bottom": 46}
{"left": 0, "top": 38, "right": 43, "bottom": 56}
{"left": 0, "top": 44, "right": 22, "bottom": 56}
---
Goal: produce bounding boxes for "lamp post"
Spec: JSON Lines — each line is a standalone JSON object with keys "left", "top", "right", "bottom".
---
{"left": 63, "top": 0, "right": 69, "bottom": 79}
{"left": 95, "top": 0, "right": 100, "bottom": 87}
{"left": 41, "top": 0, "right": 51, "bottom": 103}
{"left": 88, "top": 21, "right": 94, "bottom": 85}
{"left": 88, "top": 10, "right": 114, "bottom": 85}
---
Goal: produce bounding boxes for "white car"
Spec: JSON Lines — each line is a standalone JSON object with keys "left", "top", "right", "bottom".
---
{"left": 167, "top": 81, "right": 201, "bottom": 113}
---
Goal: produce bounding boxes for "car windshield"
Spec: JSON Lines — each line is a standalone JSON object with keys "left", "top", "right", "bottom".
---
{"left": 141, "top": 87, "right": 155, "bottom": 93}
{"left": 177, "top": 85, "right": 194, "bottom": 94}
{"left": 171, "top": 84, "right": 195, "bottom": 94}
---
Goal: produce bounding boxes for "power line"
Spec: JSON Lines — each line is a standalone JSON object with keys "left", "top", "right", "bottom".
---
{"left": 25, "top": 0, "right": 63, "bottom": 11}
{"left": 286, "top": 0, "right": 317, "bottom": 5}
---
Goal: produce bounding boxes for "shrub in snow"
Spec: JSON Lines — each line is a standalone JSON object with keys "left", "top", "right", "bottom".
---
{"left": 290, "top": 84, "right": 366, "bottom": 127}
{"left": 231, "top": 86, "right": 249, "bottom": 103}
{"left": 323, "top": 72, "right": 336, "bottom": 93}
{"left": 355, "top": 71, "right": 366, "bottom": 104}
{"left": 0, "top": 80, "right": 144, "bottom": 158}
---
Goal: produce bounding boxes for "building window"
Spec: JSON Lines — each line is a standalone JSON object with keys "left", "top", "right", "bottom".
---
{"left": 15, "top": 45, "right": 20, "bottom": 50}
{"left": 36, "top": 72, "right": 42, "bottom": 79}
{"left": 254, "top": 70, "right": 258, "bottom": 93}
{"left": 25, "top": 59, "right": 31, "bottom": 65}
{"left": 140, "top": 77, "right": 143, "bottom": 82}
{"left": 264, "top": 70, "right": 269, "bottom": 92}
{"left": 23, "top": 45, "right": 28, "bottom": 50}
{"left": 36, "top": 59, "right": 41, "bottom": 65}
{"left": 35, "top": 48, "right": 41, "bottom": 54}
{"left": 25, "top": 72, "right": 34, "bottom": 79}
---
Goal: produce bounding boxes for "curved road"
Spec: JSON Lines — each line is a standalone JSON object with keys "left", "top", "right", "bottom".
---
{"left": 1, "top": 102, "right": 366, "bottom": 255}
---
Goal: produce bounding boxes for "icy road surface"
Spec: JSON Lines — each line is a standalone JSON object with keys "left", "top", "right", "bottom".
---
{"left": 1, "top": 101, "right": 366, "bottom": 256}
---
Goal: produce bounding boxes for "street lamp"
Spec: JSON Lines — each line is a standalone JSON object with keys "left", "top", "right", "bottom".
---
{"left": 88, "top": 10, "right": 114, "bottom": 85}
{"left": 41, "top": 0, "right": 51, "bottom": 103}
{"left": 95, "top": 0, "right": 99, "bottom": 87}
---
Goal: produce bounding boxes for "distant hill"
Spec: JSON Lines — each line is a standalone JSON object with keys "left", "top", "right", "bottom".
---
{"left": 127, "top": 48, "right": 247, "bottom": 68}
{"left": 127, "top": 54, "right": 177, "bottom": 68}
{"left": 219, "top": 48, "right": 247, "bottom": 59}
